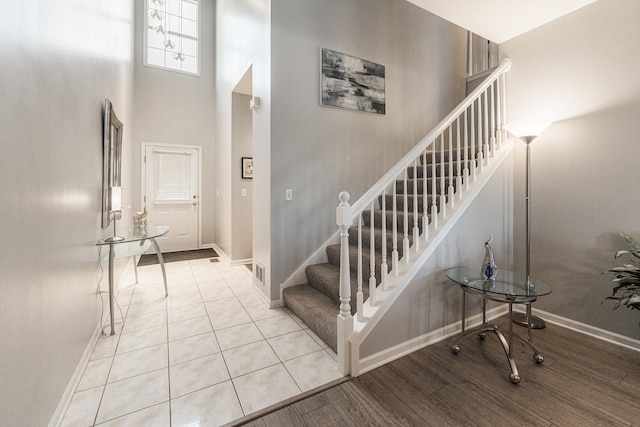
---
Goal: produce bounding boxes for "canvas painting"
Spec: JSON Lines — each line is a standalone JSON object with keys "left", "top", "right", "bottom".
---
{"left": 321, "top": 48, "right": 385, "bottom": 115}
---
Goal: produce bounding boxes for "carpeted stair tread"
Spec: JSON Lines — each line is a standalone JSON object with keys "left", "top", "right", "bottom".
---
{"left": 326, "top": 244, "right": 389, "bottom": 283}
{"left": 349, "top": 224, "right": 422, "bottom": 265}
{"left": 362, "top": 209, "right": 427, "bottom": 231}
{"left": 407, "top": 161, "right": 471, "bottom": 178}
{"left": 424, "top": 147, "right": 482, "bottom": 163}
{"left": 378, "top": 195, "right": 442, "bottom": 213}
{"left": 395, "top": 177, "right": 455, "bottom": 194}
{"left": 305, "top": 263, "right": 367, "bottom": 308}
{"left": 282, "top": 284, "right": 338, "bottom": 352}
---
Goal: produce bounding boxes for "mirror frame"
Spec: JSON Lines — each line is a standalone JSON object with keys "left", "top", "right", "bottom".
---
{"left": 102, "top": 99, "right": 123, "bottom": 229}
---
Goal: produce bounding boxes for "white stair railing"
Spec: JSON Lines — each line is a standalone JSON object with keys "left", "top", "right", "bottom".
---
{"left": 336, "top": 58, "right": 511, "bottom": 375}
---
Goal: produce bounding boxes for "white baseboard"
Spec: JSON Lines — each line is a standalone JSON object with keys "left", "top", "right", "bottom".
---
{"left": 50, "top": 256, "right": 136, "bottom": 426}
{"left": 357, "top": 306, "right": 509, "bottom": 375}
{"left": 230, "top": 258, "right": 252, "bottom": 267}
{"left": 357, "top": 306, "right": 640, "bottom": 377}
{"left": 202, "top": 243, "right": 229, "bottom": 263}
{"left": 48, "top": 317, "right": 105, "bottom": 426}
{"left": 519, "top": 307, "right": 640, "bottom": 353}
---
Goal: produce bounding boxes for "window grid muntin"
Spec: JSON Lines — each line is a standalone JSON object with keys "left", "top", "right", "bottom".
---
{"left": 144, "top": 0, "right": 200, "bottom": 76}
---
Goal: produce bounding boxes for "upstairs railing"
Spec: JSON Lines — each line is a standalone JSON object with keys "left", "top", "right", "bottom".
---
{"left": 336, "top": 58, "right": 512, "bottom": 374}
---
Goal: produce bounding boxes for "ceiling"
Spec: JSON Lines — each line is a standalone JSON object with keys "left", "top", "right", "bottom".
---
{"left": 407, "top": 0, "right": 598, "bottom": 44}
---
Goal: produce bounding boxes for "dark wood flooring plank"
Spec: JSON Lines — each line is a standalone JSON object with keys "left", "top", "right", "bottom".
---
{"left": 239, "top": 319, "right": 640, "bottom": 427}
{"left": 359, "top": 363, "right": 461, "bottom": 426}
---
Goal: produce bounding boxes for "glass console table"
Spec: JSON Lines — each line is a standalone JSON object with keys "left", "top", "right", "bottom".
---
{"left": 446, "top": 267, "right": 553, "bottom": 384}
{"left": 97, "top": 225, "right": 169, "bottom": 335}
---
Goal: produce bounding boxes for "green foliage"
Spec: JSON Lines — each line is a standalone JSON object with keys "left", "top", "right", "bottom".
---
{"left": 604, "top": 234, "right": 640, "bottom": 325}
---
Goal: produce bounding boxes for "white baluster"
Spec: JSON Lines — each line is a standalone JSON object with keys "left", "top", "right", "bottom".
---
{"left": 369, "top": 201, "right": 377, "bottom": 305}
{"left": 380, "top": 188, "right": 388, "bottom": 291}
{"left": 490, "top": 81, "right": 496, "bottom": 154}
{"left": 477, "top": 97, "right": 485, "bottom": 173}
{"left": 402, "top": 169, "right": 410, "bottom": 264}
{"left": 501, "top": 74, "right": 507, "bottom": 145}
{"left": 470, "top": 102, "right": 477, "bottom": 181}
{"left": 483, "top": 88, "right": 489, "bottom": 161}
{"left": 463, "top": 109, "right": 470, "bottom": 191}
{"left": 439, "top": 135, "right": 446, "bottom": 219}
{"left": 412, "top": 159, "right": 420, "bottom": 251}
{"left": 456, "top": 117, "right": 463, "bottom": 200}
{"left": 392, "top": 179, "right": 399, "bottom": 275}
{"left": 356, "top": 215, "right": 363, "bottom": 322}
{"left": 336, "top": 191, "right": 353, "bottom": 376}
{"left": 422, "top": 149, "right": 429, "bottom": 242}
{"left": 431, "top": 143, "right": 438, "bottom": 230}
{"left": 448, "top": 126, "right": 455, "bottom": 210}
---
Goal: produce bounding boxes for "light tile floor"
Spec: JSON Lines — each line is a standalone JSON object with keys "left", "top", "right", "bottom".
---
{"left": 61, "top": 258, "right": 342, "bottom": 426}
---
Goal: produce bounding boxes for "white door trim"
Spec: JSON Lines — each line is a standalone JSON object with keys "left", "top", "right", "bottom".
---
{"left": 141, "top": 141, "right": 203, "bottom": 250}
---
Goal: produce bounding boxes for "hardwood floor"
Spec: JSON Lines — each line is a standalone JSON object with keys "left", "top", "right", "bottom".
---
{"left": 232, "top": 316, "right": 640, "bottom": 426}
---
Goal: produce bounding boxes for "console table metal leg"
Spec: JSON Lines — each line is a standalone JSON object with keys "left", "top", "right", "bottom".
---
{"left": 506, "top": 303, "right": 520, "bottom": 383}
{"left": 108, "top": 244, "right": 116, "bottom": 336}
{"left": 132, "top": 255, "right": 139, "bottom": 284}
{"left": 148, "top": 237, "right": 168, "bottom": 297}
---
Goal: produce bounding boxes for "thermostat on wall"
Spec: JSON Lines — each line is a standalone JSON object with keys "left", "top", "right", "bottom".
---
{"left": 249, "top": 96, "right": 261, "bottom": 110}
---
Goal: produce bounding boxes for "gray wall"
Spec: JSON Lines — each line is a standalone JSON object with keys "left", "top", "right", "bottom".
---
{"left": 362, "top": 156, "right": 514, "bottom": 356}
{"left": 132, "top": 0, "right": 216, "bottom": 246}
{"left": 0, "top": 1, "right": 134, "bottom": 425}
{"left": 501, "top": 0, "right": 640, "bottom": 339}
{"left": 269, "top": 0, "right": 467, "bottom": 299}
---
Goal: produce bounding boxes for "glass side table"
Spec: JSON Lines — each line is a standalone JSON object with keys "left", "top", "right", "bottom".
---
{"left": 446, "top": 267, "right": 553, "bottom": 384}
{"left": 97, "top": 225, "right": 169, "bottom": 335}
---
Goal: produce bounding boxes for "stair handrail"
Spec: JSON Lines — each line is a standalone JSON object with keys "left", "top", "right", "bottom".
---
{"left": 350, "top": 58, "right": 511, "bottom": 216}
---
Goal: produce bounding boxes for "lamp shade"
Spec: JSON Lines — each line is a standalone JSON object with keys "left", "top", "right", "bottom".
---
{"left": 110, "top": 186, "right": 122, "bottom": 212}
{"left": 505, "top": 119, "right": 553, "bottom": 140}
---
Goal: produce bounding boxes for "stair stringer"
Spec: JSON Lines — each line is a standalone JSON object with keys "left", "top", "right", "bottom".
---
{"left": 347, "top": 139, "right": 514, "bottom": 377}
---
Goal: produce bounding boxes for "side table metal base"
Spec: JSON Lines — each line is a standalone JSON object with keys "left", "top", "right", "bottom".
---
{"left": 451, "top": 298, "right": 544, "bottom": 384}
{"left": 512, "top": 312, "right": 546, "bottom": 329}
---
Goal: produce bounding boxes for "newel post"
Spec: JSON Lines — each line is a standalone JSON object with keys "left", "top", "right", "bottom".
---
{"left": 336, "top": 191, "right": 354, "bottom": 375}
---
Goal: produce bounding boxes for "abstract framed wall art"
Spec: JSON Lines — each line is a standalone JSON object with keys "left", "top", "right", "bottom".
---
{"left": 320, "top": 48, "right": 385, "bottom": 115}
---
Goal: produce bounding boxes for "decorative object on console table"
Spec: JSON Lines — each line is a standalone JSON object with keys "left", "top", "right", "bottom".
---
{"left": 481, "top": 234, "right": 497, "bottom": 280}
{"left": 320, "top": 48, "right": 385, "bottom": 115}
{"left": 505, "top": 119, "right": 554, "bottom": 329}
{"left": 133, "top": 206, "right": 148, "bottom": 233}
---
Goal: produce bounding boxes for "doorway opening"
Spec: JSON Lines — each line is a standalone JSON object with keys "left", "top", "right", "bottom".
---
{"left": 230, "top": 66, "right": 253, "bottom": 265}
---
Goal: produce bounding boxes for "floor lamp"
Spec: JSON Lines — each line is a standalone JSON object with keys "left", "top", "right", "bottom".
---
{"left": 505, "top": 119, "right": 553, "bottom": 329}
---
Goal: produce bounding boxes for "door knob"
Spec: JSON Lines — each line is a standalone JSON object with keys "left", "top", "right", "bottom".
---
{"left": 192, "top": 195, "right": 197, "bottom": 206}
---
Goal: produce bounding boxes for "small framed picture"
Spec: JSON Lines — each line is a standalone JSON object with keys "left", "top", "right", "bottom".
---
{"left": 241, "top": 157, "right": 253, "bottom": 179}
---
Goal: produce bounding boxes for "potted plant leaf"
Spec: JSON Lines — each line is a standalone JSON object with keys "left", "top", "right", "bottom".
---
{"left": 604, "top": 233, "right": 640, "bottom": 325}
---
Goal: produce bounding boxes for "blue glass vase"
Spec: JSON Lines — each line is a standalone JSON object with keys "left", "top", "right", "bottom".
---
{"left": 482, "top": 235, "right": 497, "bottom": 280}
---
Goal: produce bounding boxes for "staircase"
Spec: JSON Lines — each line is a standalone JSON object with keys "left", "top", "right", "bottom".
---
{"left": 282, "top": 59, "right": 513, "bottom": 373}
{"left": 283, "top": 157, "right": 450, "bottom": 352}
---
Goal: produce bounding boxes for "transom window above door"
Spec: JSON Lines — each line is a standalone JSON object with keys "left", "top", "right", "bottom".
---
{"left": 144, "top": 0, "right": 200, "bottom": 75}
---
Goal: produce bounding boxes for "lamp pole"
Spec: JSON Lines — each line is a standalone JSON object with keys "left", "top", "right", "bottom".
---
{"left": 512, "top": 136, "right": 546, "bottom": 329}
{"left": 505, "top": 119, "right": 553, "bottom": 330}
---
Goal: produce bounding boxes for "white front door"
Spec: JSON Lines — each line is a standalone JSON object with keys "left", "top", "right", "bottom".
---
{"left": 143, "top": 143, "right": 200, "bottom": 252}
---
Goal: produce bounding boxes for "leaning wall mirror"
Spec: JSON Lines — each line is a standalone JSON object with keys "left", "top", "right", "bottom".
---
{"left": 102, "top": 98, "right": 123, "bottom": 229}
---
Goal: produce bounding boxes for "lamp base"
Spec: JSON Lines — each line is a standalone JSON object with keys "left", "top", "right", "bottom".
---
{"left": 512, "top": 312, "right": 546, "bottom": 329}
